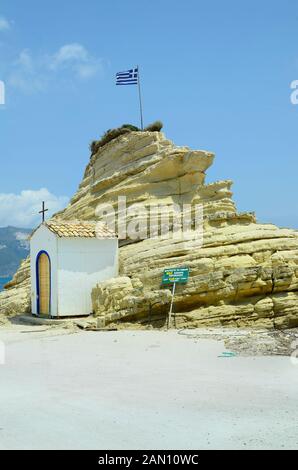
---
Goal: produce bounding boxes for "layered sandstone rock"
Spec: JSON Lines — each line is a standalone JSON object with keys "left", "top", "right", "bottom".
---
{"left": 1, "top": 130, "right": 298, "bottom": 328}
{"left": 107, "top": 223, "right": 298, "bottom": 328}
{"left": 0, "top": 258, "right": 31, "bottom": 316}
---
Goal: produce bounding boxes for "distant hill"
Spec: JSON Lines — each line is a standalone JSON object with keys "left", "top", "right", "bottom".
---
{"left": 0, "top": 226, "right": 31, "bottom": 278}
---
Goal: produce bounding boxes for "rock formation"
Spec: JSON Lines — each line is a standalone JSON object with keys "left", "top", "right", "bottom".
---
{"left": 1, "top": 130, "right": 298, "bottom": 328}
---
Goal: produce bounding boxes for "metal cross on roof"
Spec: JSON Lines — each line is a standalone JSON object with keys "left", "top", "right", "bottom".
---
{"left": 39, "top": 201, "right": 48, "bottom": 223}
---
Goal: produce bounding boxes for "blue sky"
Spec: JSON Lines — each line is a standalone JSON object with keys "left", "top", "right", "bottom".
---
{"left": 0, "top": 0, "right": 298, "bottom": 228}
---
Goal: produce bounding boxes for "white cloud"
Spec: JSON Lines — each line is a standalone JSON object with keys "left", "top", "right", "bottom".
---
{"left": 15, "top": 231, "right": 29, "bottom": 241}
{"left": 17, "top": 49, "right": 34, "bottom": 70}
{"left": 48, "top": 43, "right": 102, "bottom": 79}
{"left": 0, "top": 16, "right": 10, "bottom": 31}
{"left": 8, "top": 49, "right": 47, "bottom": 93}
{"left": 0, "top": 188, "right": 69, "bottom": 228}
{"left": 9, "top": 43, "right": 103, "bottom": 92}
{"left": 51, "top": 44, "right": 89, "bottom": 65}
{"left": 14, "top": 232, "right": 30, "bottom": 249}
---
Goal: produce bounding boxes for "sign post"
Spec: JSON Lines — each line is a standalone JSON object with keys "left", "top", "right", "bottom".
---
{"left": 162, "top": 267, "right": 189, "bottom": 329}
{"left": 167, "top": 282, "right": 176, "bottom": 329}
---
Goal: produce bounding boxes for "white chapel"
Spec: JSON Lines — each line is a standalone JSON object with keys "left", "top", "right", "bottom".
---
{"left": 30, "top": 220, "right": 118, "bottom": 318}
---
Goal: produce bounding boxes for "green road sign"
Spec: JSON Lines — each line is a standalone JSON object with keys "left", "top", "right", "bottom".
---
{"left": 162, "top": 267, "right": 189, "bottom": 285}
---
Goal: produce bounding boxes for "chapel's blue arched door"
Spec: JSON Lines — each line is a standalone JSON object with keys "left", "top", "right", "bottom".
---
{"left": 36, "top": 251, "right": 51, "bottom": 315}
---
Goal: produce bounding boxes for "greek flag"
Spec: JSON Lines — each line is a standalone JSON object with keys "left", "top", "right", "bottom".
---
{"left": 116, "top": 67, "right": 138, "bottom": 85}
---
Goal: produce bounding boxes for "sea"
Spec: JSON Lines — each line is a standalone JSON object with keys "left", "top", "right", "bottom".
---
{"left": 0, "top": 277, "right": 11, "bottom": 292}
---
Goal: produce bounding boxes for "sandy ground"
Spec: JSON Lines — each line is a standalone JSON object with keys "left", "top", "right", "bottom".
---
{"left": 0, "top": 324, "right": 297, "bottom": 450}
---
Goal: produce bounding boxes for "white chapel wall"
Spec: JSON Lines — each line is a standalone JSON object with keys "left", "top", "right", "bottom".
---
{"left": 30, "top": 225, "right": 58, "bottom": 316}
{"left": 57, "top": 238, "right": 118, "bottom": 316}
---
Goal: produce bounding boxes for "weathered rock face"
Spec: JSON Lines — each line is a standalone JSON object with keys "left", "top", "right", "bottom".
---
{"left": 0, "top": 258, "right": 31, "bottom": 316}
{"left": 112, "top": 225, "right": 298, "bottom": 328}
{"left": 1, "top": 130, "right": 298, "bottom": 328}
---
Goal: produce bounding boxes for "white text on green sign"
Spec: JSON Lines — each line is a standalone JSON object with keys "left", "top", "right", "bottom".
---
{"left": 162, "top": 268, "right": 189, "bottom": 284}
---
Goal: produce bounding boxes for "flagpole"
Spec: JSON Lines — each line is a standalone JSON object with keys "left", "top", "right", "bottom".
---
{"left": 137, "top": 65, "right": 144, "bottom": 130}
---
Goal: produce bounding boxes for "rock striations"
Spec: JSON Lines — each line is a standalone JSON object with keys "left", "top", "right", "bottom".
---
{"left": 1, "top": 130, "right": 298, "bottom": 328}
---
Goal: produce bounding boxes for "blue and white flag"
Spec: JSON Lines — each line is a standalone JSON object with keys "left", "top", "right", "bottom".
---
{"left": 116, "top": 67, "right": 138, "bottom": 85}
